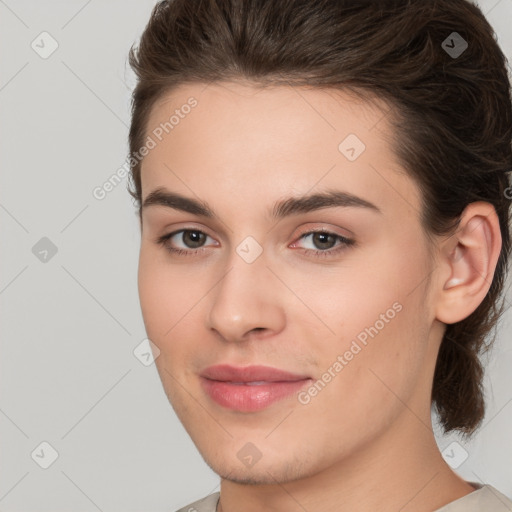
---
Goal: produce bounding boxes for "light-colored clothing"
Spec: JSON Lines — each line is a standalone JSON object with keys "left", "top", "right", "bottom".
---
{"left": 174, "top": 482, "right": 512, "bottom": 512}
{"left": 436, "top": 483, "right": 512, "bottom": 511}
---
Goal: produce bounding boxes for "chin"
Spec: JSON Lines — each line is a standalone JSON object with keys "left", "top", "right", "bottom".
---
{"left": 200, "top": 445, "right": 319, "bottom": 485}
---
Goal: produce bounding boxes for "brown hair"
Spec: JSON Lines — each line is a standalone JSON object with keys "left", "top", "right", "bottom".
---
{"left": 127, "top": 0, "right": 512, "bottom": 436}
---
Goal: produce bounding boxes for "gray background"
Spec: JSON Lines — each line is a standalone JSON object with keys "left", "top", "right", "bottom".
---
{"left": 1, "top": 1, "right": 511, "bottom": 511}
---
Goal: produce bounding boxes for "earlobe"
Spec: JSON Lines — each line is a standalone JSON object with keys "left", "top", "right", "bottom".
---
{"left": 435, "top": 202, "right": 501, "bottom": 324}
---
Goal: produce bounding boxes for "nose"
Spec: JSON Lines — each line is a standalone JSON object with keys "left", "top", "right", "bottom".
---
{"left": 206, "top": 251, "right": 286, "bottom": 343}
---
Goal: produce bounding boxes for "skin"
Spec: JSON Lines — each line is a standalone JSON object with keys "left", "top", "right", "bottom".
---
{"left": 137, "top": 81, "right": 501, "bottom": 512}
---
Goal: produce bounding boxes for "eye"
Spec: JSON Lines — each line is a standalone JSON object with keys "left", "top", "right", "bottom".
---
{"left": 290, "top": 229, "right": 355, "bottom": 258}
{"left": 155, "top": 227, "right": 355, "bottom": 259}
{"left": 156, "top": 229, "right": 217, "bottom": 256}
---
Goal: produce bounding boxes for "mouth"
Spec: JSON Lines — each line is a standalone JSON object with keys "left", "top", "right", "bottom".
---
{"left": 199, "top": 364, "right": 312, "bottom": 412}
{"left": 223, "top": 381, "right": 275, "bottom": 385}
{"left": 200, "top": 364, "right": 310, "bottom": 382}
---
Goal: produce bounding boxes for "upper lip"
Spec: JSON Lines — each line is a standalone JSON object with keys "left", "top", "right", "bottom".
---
{"left": 200, "top": 364, "right": 311, "bottom": 382}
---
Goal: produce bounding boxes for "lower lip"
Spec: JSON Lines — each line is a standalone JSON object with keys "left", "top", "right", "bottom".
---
{"left": 200, "top": 377, "right": 312, "bottom": 412}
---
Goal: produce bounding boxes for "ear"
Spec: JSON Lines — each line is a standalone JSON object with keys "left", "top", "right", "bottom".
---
{"left": 434, "top": 201, "right": 502, "bottom": 325}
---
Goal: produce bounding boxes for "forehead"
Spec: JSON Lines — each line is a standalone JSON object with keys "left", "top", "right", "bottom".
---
{"left": 145, "top": 81, "right": 391, "bottom": 144}
{"left": 140, "top": 81, "right": 420, "bottom": 220}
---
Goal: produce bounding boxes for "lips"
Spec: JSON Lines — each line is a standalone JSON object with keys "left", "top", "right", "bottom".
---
{"left": 200, "top": 364, "right": 310, "bottom": 383}
{"left": 199, "top": 364, "right": 312, "bottom": 412}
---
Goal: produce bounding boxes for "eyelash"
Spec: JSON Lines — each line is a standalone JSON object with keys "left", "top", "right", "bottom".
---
{"left": 155, "top": 228, "right": 355, "bottom": 259}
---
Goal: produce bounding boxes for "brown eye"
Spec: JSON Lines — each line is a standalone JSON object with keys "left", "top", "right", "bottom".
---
{"left": 181, "top": 230, "right": 207, "bottom": 248}
{"left": 156, "top": 229, "right": 216, "bottom": 257}
{"left": 310, "top": 232, "right": 337, "bottom": 250}
{"left": 291, "top": 229, "right": 355, "bottom": 259}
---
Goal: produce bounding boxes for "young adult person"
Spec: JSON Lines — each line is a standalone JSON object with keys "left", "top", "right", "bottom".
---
{"left": 127, "top": 1, "right": 512, "bottom": 510}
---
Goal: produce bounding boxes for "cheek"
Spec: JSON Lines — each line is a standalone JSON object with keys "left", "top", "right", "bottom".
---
{"left": 294, "top": 301, "right": 425, "bottom": 448}
{"left": 138, "top": 248, "right": 192, "bottom": 338}
{"left": 137, "top": 247, "right": 211, "bottom": 366}
{"left": 285, "top": 256, "right": 404, "bottom": 340}
{"left": 138, "top": 250, "right": 167, "bottom": 335}
{"left": 295, "top": 244, "right": 429, "bottom": 388}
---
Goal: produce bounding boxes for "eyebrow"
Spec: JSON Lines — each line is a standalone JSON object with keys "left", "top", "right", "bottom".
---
{"left": 141, "top": 187, "right": 381, "bottom": 219}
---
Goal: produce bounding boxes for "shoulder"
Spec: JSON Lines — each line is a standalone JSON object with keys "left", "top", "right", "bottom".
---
{"left": 436, "top": 483, "right": 512, "bottom": 511}
{"left": 173, "top": 492, "right": 220, "bottom": 512}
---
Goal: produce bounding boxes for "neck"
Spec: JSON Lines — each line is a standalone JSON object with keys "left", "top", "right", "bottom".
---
{"left": 217, "top": 411, "right": 474, "bottom": 512}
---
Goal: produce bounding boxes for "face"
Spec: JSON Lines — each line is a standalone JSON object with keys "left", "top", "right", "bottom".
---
{"left": 137, "top": 82, "right": 441, "bottom": 484}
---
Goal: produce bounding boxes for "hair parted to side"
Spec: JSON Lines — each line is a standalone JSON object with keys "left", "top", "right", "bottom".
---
{"left": 127, "top": 0, "right": 512, "bottom": 436}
